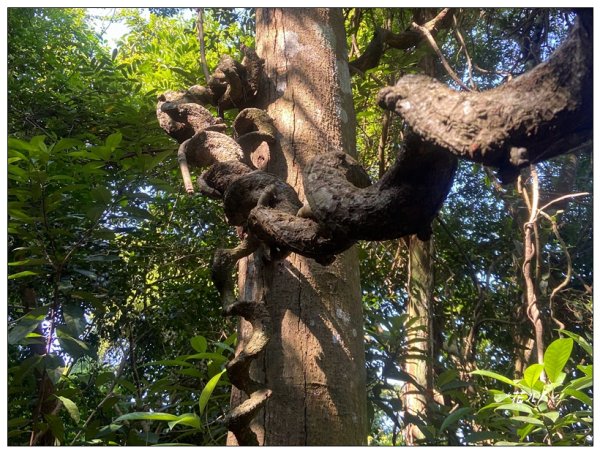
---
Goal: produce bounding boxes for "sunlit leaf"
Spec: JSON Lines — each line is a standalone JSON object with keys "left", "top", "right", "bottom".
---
{"left": 57, "top": 396, "right": 81, "bottom": 423}
{"left": 544, "top": 338, "right": 573, "bottom": 384}
{"left": 199, "top": 369, "right": 226, "bottom": 415}
{"left": 470, "top": 369, "right": 516, "bottom": 387}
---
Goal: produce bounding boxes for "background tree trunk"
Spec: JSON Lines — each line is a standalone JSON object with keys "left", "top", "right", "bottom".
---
{"left": 227, "top": 8, "right": 368, "bottom": 445}
{"left": 402, "top": 237, "right": 435, "bottom": 444}
{"left": 401, "top": 16, "right": 438, "bottom": 444}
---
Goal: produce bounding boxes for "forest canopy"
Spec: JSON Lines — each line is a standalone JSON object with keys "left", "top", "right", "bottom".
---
{"left": 5, "top": 7, "right": 592, "bottom": 446}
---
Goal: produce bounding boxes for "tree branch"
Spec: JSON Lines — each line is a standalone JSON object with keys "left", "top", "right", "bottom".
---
{"left": 377, "top": 15, "right": 592, "bottom": 183}
{"left": 411, "top": 20, "right": 471, "bottom": 91}
{"left": 349, "top": 8, "right": 454, "bottom": 75}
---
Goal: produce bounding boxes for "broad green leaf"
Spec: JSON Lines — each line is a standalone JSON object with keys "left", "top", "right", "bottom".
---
{"left": 73, "top": 268, "right": 98, "bottom": 280}
{"left": 57, "top": 396, "right": 81, "bottom": 423}
{"left": 8, "top": 307, "right": 47, "bottom": 344}
{"left": 496, "top": 403, "right": 533, "bottom": 414}
{"left": 83, "top": 254, "right": 120, "bottom": 262}
{"left": 31, "top": 135, "right": 48, "bottom": 153}
{"left": 185, "top": 352, "right": 228, "bottom": 362}
{"left": 577, "top": 364, "right": 592, "bottom": 377}
{"left": 176, "top": 368, "right": 204, "bottom": 378}
{"left": 511, "top": 415, "right": 544, "bottom": 426}
{"left": 8, "top": 258, "right": 48, "bottom": 267}
{"left": 470, "top": 369, "right": 516, "bottom": 387}
{"left": 168, "top": 414, "right": 201, "bottom": 429}
{"left": 105, "top": 132, "right": 122, "bottom": 150}
{"left": 68, "top": 150, "right": 103, "bottom": 161}
{"left": 540, "top": 411, "right": 560, "bottom": 423}
{"left": 8, "top": 270, "right": 41, "bottom": 280}
{"left": 8, "top": 208, "right": 38, "bottom": 222}
{"left": 115, "top": 412, "right": 179, "bottom": 423}
{"left": 52, "top": 138, "right": 83, "bottom": 153}
{"left": 166, "top": 413, "right": 201, "bottom": 430}
{"left": 56, "top": 330, "right": 92, "bottom": 359}
{"left": 62, "top": 304, "right": 86, "bottom": 337}
{"left": 544, "top": 338, "right": 573, "bottom": 383}
{"left": 91, "top": 186, "right": 112, "bottom": 204}
{"left": 8, "top": 137, "right": 37, "bottom": 152}
{"left": 562, "top": 388, "right": 592, "bottom": 406}
{"left": 190, "top": 335, "right": 208, "bottom": 353}
{"left": 439, "top": 407, "right": 471, "bottom": 433}
{"left": 212, "top": 341, "right": 234, "bottom": 354}
{"left": 522, "top": 363, "right": 544, "bottom": 390}
{"left": 558, "top": 330, "right": 592, "bottom": 357}
{"left": 45, "top": 413, "right": 65, "bottom": 443}
{"left": 199, "top": 369, "right": 226, "bottom": 415}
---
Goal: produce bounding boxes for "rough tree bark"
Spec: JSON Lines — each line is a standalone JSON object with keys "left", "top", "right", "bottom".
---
{"left": 227, "top": 8, "right": 368, "bottom": 445}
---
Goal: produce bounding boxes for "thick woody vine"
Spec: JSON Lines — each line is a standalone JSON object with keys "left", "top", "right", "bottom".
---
{"left": 156, "top": 46, "right": 457, "bottom": 445}
{"left": 155, "top": 13, "right": 591, "bottom": 445}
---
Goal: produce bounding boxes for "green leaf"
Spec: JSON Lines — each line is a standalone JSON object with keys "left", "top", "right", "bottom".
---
{"left": 471, "top": 369, "right": 516, "bottom": 387}
{"left": 540, "top": 411, "right": 560, "bottom": 423}
{"left": 511, "top": 415, "right": 544, "bottom": 426}
{"left": 52, "top": 138, "right": 83, "bottom": 153}
{"left": 57, "top": 396, "right": 81, "bottom": 423}
{"left": 562, "top": 388, "right": 592, "bottom": 406}
{"left": 8, "top": 307, "right": 47, "bottom": 344}
{"left": 185, "top": 352, "right": 228, "bottom": 363}
{"left": 199, "top": 369, "right": 226, "bottom": 415}
{"left": 577, "top": 364, "right": 592, "bottom": 377}
{"left": 56, "top": 330, "right": 92, "bottom": 359}
{"left": 73, "top": 268, "right": 98, "bottom": 280}
{"left": 544, "top": 338, "right": 573, "bottom": 383}
{"left": 496, "top": 403, "right": 533, "bottom": 414}
{"left": 68, "top": 150, "right": 103, "bottom": 161}
{"left": 8, "top": 270, "right": 41, "bottom": 280}
{"left": 45, "top": 414, "right": 65, "bottom": 443}
{"left": 62, "top": 304, "right": 86, "bottom": 337}
{"left": 439, "top": 407, "right": 471, "bottom": 433}
{"left": 83, "top": 254, "right": 121, "bottom": 262}
{"left": 521, "top": 363, "right": 544, "bottom": 390}
{"left": 8, "top": 137, "right": 37, "bottom": 152}
{"left": 115, "top": 412, "right": 178, "bottom": 423}
{"left": 176, "top": 368, "right": 204, "bottom": 378}
{"left": 105, "top": 132, "right": 123, "bottom": 150}
{"left": 190, "top": 335, "right": 208, "bottom": 353}
{"left": 558, "top": 330, "right": 592, "bottom": 357}
{"left": 114, "top": 412, "right": 199, "bottom": 429}
{"left": 9, "top": 208, "right": 39, "bottom": 222}
{"left": 91, "top": 186, "right": 113, "bottom": 205}
{"left": 166, "top": 413, "right": 201, "bottom": 430}
{"left": 8, "top": 258, "right": 48, "bottom": 267}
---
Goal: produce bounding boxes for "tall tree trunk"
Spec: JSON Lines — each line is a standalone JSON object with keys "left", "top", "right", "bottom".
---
{"left": 402, "top": 237, "right": 434, "bottom": 444}
{"left": 401, "top": 12, "right": 438, "bottom": 444}
{"left": 227, "top": 8, "right": 368, "bottom": 445}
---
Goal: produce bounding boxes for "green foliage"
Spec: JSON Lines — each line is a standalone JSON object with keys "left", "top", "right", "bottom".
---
{"left": 7, "top": 8, "right": 242, "bottom": 446}
{"left": 469, "top": 334, "right": 592, "bottom": 445}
